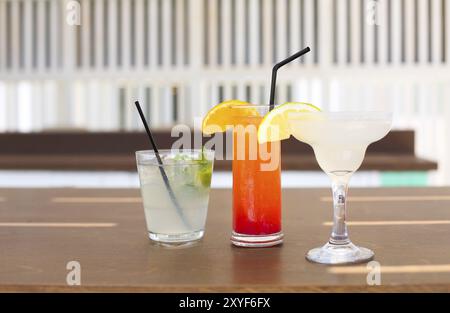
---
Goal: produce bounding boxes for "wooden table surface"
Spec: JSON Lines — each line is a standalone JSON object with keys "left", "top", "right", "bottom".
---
{"left": 1, "top": 187, "right": 450, "bottom": 292}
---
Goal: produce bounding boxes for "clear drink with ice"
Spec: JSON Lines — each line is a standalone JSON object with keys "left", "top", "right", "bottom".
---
{"left": 136, "top": 149, "right": 214, "bottom": 245}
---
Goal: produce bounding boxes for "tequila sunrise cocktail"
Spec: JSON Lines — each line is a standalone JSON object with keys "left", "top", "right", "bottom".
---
{"left": 231, "top": 110, "right": 282, "bottom": 246}
{"left": 202, "top": 101, "right": 283, "bottom": 247}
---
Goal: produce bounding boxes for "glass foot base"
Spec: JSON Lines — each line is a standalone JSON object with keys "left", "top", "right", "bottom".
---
{"left": 149, "top": 230, "right": 204, "bottom": 246}
{"left": 231, "top": 231, "right": 283, "bottom": 247}
{"left": 306, "top": 241, "right": 374, "bottom": 265}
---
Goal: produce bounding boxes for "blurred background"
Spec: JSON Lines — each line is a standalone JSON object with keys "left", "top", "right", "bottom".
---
{"left": 0, "top": 0, "right": 448, "bottom": 188}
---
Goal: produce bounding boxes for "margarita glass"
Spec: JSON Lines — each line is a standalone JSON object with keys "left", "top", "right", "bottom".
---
{"left": 289, "top": 111, "right": 392, "bottom": 264}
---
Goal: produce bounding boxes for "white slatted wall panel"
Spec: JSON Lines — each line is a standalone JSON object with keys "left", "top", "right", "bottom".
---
{"left": 418, "top": 0, "right": 428, "bottom": 64}
{"left": 378, "top": 0, "right": 388, "bottom": 64}
{"left": 0, "top": 0, "right": 449, "bottom": 183}
{"left": 0, "top": 1, "right": 5, "bottom": 71}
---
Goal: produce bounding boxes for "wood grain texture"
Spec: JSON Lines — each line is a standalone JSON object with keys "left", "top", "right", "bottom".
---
{"left": 1, "top": 187, "right": 450, "bottom": 292}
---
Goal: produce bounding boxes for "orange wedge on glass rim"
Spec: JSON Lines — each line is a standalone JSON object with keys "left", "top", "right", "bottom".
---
{"left": 201, "top": 100, "right": 260, "bottom": 134}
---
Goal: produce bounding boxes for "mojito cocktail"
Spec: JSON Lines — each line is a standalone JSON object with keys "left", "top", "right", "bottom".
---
{"left": 136, "top": 149, "right": 214, "bottom": 245}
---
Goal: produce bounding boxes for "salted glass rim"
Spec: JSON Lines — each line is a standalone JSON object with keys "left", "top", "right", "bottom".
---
{"left": 288, "top": 110, "right": 393, "bottom": 121}
{"left": 228, "top": 105, "right": 393, "bottom": 119}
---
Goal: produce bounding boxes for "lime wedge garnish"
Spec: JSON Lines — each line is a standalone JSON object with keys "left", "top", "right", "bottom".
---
{"left": 257, "top": 102, "right": 321, "bottom": 143}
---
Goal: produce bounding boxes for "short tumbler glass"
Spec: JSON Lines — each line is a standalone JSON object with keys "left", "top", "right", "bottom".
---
{"left": 136, "top": 149, "right": 214, "bottom": 245}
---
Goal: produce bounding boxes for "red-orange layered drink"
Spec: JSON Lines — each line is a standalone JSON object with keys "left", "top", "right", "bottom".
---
{"left": 230, "top": 106, "right": 283, "bottom": 247}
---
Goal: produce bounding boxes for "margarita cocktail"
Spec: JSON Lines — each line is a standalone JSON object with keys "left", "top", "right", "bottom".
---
{"left": 289, "top": 111, "right": 392, "bottom": 264}
{"left": 257, "top": 102, "right": 392, "bottom": 264}
{"left": 290, "top": 112, "right": 392, "bottom": 174}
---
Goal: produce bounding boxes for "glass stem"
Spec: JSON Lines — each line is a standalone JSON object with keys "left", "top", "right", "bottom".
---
{"left": 329, "top": 177, "right": 350, "bottom": 245}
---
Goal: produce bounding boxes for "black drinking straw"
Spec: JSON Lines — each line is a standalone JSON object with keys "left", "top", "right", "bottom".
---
{"left": 269, "top": 47, "right": 311, "bottom": 110}
{"left": 134, "top": 101, "right": 190, "bottom": 228}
